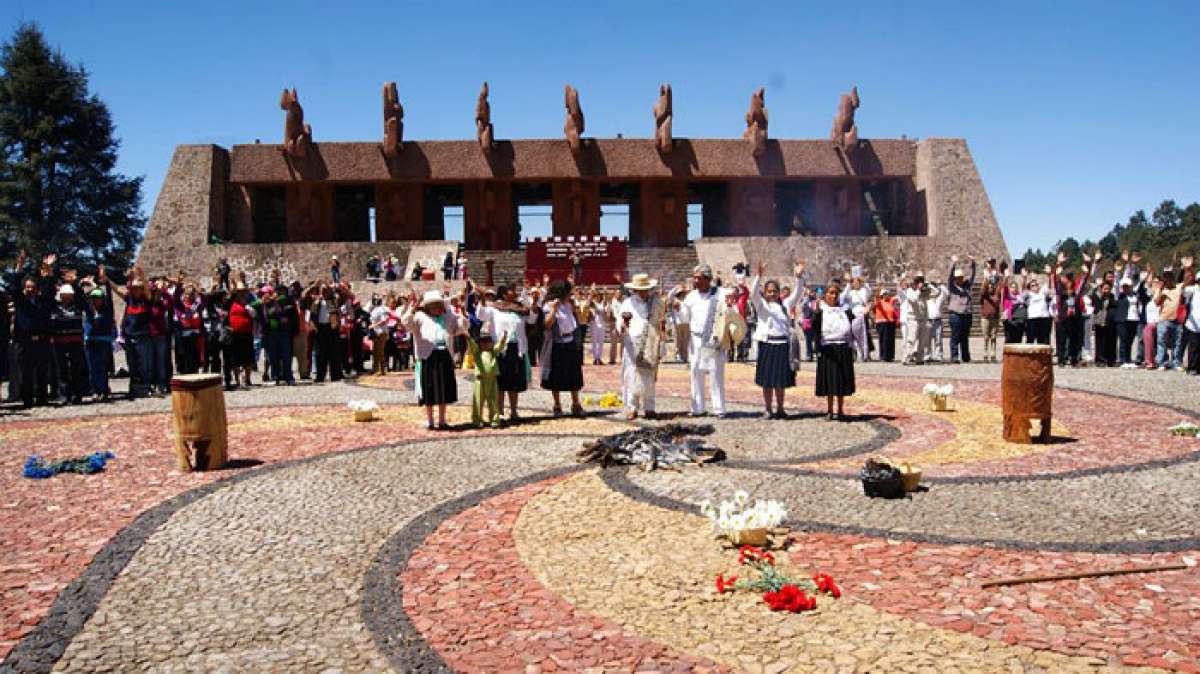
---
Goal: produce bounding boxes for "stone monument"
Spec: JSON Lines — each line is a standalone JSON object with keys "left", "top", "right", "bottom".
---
{"left": 743, "top": 87, "right": 768, "bottom": 158}
{"left": 382, "top": 81, "right": 404, "bottom": 158}
{"left": 476, "top": 81, "right": 494, "bottom": 156}
{"left": 564, "top": 84, "right": 585, "bottom": 157}
{"left": 831, "top": 86, "right": 860, "bottom": 153}
{"left": 653, "top": 83, "right": 673, "bottom": 154}
{"left": 279, "top": 88, "right": 313, "bottom": 160}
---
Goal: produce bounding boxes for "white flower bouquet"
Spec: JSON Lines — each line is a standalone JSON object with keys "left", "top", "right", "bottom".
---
{"left": 922, "top": 383, "right": 954, "bottom": 411}
{"left": 347, "top": 399, "right": 380, "bottom": 421}
{"left": 700, "top": 491, "right": 788, "bottom": 546}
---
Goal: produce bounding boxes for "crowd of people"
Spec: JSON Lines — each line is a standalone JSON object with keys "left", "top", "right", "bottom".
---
{"left": 2, "top": 248, "right": 1196, "bottom": 425}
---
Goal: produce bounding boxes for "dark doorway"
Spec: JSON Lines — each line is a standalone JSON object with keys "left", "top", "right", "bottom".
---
{"left": 334, "top": 185, "right": 373, "bottom": 241}
{"left": 251, "top": 186, "right": 287, "bottom": 243}
{"left": 688, "top": 182, "right": 730, "bottom": 237}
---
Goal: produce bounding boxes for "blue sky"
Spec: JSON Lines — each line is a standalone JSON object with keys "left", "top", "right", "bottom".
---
{"left": 3, "top": 1, "right": 1197, "bottom": 253}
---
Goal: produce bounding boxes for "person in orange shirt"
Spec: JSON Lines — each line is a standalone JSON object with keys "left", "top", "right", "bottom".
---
{"left": 873, "top": 289, "right": 900, "bottom": 362}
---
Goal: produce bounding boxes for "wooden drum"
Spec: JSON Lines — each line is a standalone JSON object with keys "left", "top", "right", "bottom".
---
{"left": 170, "top": 373, "right": 228, "bottom": 471}
{"left": 1001, "top": 344, "right": 1054, "bottom": 443}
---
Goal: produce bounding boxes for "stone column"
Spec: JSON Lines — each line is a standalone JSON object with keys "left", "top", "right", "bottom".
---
{"left": 636, "top": 179, "right": 688, "bottom": 247}
{"left": 375, "top": 183, "right": 424, "bottom": 241}
{"left": 464, "top": 180, "right": 515, "bottom": 249}
{"left": 551, "top": 179, "right": 600, "bottom": 237}
{"left": 727, "top": 179, "right": 776, "bottom": 235}
{"left": 285, "top": 182, "right": 334, "bottom": 241}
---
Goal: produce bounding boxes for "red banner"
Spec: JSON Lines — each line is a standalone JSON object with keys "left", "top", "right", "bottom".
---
{"left": 524, "top": 236, "right": 627, "bottom": 285}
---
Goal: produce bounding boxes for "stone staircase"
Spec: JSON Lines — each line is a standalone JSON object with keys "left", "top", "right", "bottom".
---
{"left": 461, "top": 250, "right": 527, "bottom": 287}
{"left": 626, "top": 246, "right": 700, "bottom": 290}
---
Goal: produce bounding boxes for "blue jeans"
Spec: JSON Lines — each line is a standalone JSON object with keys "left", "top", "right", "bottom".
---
{"left": 85, "top": 341, "right": 111, "bottom": 395}
{"left": 266, "top": 331, "right": 294, "bottom": 383}
{"left": 948, "top": 313, "right": 972, "bottom": 362}
{"left": 1156, "top": 320, "right": 1182, "bottom": 368}
{"left": 151, "top": 334, "right": 171, "bottom": 392}
{"left": 126, "top": 335, "right": 153, "bottom": 397}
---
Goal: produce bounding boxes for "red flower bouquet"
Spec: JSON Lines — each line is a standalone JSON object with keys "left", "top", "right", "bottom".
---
{"left": 714, "top": 546, "right": 843, "bottom": 613}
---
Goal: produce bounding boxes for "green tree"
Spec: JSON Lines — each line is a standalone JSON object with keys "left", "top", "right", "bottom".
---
{"left": 0, "top": 23, "right": 144, "bottom": 270}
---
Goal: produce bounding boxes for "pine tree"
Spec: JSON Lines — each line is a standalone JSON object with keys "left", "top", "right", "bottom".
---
{"left": 0, "top": 22, "right": 144, "bottom": 270}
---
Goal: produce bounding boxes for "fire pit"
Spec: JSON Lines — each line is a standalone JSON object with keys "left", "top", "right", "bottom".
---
{"left": 576, "top": 424, "right": 725, "bottom": 471}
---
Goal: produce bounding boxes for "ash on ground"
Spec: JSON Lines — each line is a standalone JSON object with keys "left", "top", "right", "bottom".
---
{"left": 577, "top": 424, "right": 725, "bottom": 471}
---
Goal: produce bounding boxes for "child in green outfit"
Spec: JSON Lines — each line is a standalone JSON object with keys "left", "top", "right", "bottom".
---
{"left": 467, "top": 328, "right": 508, "bottom": 428}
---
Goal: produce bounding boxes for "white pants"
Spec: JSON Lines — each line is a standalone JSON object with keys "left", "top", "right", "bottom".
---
{"left": 904, "top": 319, "right": 929, "bottom": 363}
{"left": 621, "top": 356, "right": 656, "bottom": 413}
{"left": 851, "top": 315, "right": 869, "bottom": 360}
{"left": 929, "top": 318, "right": 944, "bottom": 360}
{"left": 688, "top": 335, "right": 726, "bottom": 415}
{"left": 1082, "top": 316, "right": 1094, "bottom": 361}
{"left": 590, "top": 324, "right": 606, "bottom": 362}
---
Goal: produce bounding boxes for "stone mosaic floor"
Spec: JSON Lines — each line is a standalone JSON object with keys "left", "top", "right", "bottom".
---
{"left": 1, "top": 360, "right": 1198, "bottom": 673}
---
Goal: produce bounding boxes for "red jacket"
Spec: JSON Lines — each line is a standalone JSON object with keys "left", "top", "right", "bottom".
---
{"left": 229, "top": 301, "right": 254, "bottom": 334}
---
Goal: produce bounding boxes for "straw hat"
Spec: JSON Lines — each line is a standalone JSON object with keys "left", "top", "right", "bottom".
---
{"left": 624, "top": 273, "right": 658, "bottom": 291}
{"left": 421, "top": 289, "right": 444, "bottom": 308}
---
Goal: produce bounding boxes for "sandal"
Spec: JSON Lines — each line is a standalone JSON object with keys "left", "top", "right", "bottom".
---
{"left": 552, "top": 406, "right": 563, "bottom": 417}
{"left": 625, "top": 410, "right": 638, "bottom": 421}
{"left": 571, "top": 405, "right": 585, "bottom": 418}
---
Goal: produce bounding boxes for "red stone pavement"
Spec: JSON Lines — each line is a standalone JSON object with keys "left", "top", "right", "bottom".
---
{"left": 0, "top": 405, "right": 444, "bottom": 659}
{"left": 788, "top": 533, "right": 1200, "bottom": 671}
{"left": 402, "top": 476, "right": 730, "bottom": 673}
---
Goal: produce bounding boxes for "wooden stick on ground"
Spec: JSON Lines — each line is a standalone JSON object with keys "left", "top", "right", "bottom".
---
{"left": 981, "top": 562, "right": 1191, "bottom": 589}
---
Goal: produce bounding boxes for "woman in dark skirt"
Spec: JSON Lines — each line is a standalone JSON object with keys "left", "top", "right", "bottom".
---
{"left": 814, "top": 283, "right": 856, "bottom": 420}
{"left": 539, "top": 280, "right": 585, "bottom": 416}
{"left": 480, "top": 285, "right": 535, "bottom": 419}
{"left": 402, "top": 289, "right": 467, "bottom": 429}
{"left": 749, "top": 260, "right": 807, "bottom": 418}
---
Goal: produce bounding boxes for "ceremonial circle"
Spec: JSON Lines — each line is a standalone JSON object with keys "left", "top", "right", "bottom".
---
{"left": 3, "top": 361, "right": 1198, "bottom": 673}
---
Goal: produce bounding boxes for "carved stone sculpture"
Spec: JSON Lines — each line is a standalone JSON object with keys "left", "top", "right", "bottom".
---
{"left": 382, "top": 82, "right": 404, "bottom": 158}
{"left": 743, "top": 87, "right": 768, "bottom": 158}
{"left": 831, "top": 86, "right": 860, "bottom": 152}
{"left": 476, "top": 81, "right": 494, "bottom": 155}
{"left": 279, "top": 88, "right": 313, "bottom": 159}
{"left": 653, "top": 83, "right": 673, "bottom": 154}
{"left": 564, "top": 84, "right": 585, "bottom": 157}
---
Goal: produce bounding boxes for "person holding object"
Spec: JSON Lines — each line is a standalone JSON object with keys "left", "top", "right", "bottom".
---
{"left": 538, "top": 279, "right": 586, "bottom": 417}
{"left": 749, "top": 260, "right": 806, "bottom": 418}
{"left": 402, "top": 288, "right": 467, "bottom": 429}
{"left": 616, "top": 273, "right": 665, "bottom": 420}
{"left": 676, "top": 264, "right": 742, "bottom": 418}
{"left": 946, "top": 255, "right": 976, "bottom": 363}
{"left": 814, "top": 283, "right": 856, "bottom": 420}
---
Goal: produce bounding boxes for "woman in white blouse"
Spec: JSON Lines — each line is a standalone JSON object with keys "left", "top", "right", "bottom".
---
{"left": 1021, "top": 267, "right": 1054, "bottom": 345}
{"left": 401, "top": 289, "right": 468, "bottom": 429}
{"left": 749, "top": 260, "right": 807, "bottom": 419}
{"left": 476, "top": 285, "right": 537, "bottom": 419}
{"left": 814, "top": 283, "right": 856, "bottom": 421}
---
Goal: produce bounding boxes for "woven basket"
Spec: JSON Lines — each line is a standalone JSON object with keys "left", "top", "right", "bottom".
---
{"left": 899, "top": 463, "right": 923, "bottom": 492}
{"left": 353, "top": 410, "right": 375, "bottom": 422}
{"left": 730, "top": 527, "right": 769, "bottom": 547}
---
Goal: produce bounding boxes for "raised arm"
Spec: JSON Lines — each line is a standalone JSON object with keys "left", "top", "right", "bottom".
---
{"left": 783, "top": 261, "right": 806, "bottom": 313}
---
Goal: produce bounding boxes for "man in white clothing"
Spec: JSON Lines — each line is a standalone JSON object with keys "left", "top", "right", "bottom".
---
{"left": 677, "top": 264, "right": 729, "bottom": 417}
{"left": 901, "top": 274, "right": 931, "bottom": 365}
{"left": 617, "top": 273, "right": 664, "bottom": 419}
{"left": 926, "top": 277, "right": 947, "bottom": 362}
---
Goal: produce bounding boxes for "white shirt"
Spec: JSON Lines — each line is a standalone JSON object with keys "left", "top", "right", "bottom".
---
{"left": 401, "top": 304, "right": 467, "bottom": 360}
{"left": 369, "top": 305, "right": 390, "bottom": 336}
{"left": 551, "top": 302, "right": 578, "bottom": 341}
{"left": 750, "top": 276, "right": 801, "bottom": 341}
{"left": 479, "top": 304, "right": 536, "bottom": 356}
{"left": 1185, "top": 287, "right": 1200, "bottom": 333}
{"left": 926, "top": 286, "right": 946, "bottom": 319}
{"left": 1025, "top": 288, "right": 1051, "bottom": 319}
{"left": 680, "top": 287, "right": 724, "bottom": 336}
{"left": 617, "top": 295, "right": 654, "bottom": 342}
{"left": 819, "top": 303, "right": 852, "bottom": 344}
{"left": 840, "top": 284, "right": 871, "bottom": 318}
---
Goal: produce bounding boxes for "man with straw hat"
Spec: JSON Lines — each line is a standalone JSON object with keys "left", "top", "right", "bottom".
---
{"left": 617, "top": 273, "right": 665, "bottom": 420}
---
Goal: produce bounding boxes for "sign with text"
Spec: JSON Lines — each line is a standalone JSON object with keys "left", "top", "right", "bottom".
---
{"left": 524, "top": 236, "right": 627, "bottom": 285}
